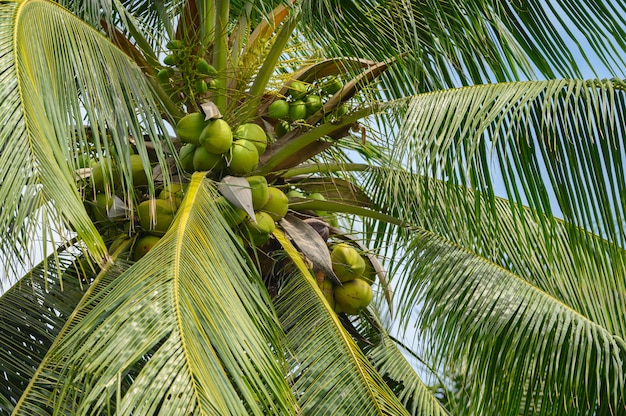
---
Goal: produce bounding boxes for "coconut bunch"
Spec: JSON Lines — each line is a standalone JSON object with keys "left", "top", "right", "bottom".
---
{"left": 78, "top": 4, "right": 394, "bottom": 319}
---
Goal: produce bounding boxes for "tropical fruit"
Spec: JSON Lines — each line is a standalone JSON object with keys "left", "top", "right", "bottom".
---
{"left": 195, "top": 80, "right": 208, "bottom": 94}
{"left": 199, "top": 119, "right": 233, "bottom": 154}
{"left": 246, "top": 175, "right": 270, "bottom": 209}
{"left": 320, "top": 76, "right": 343, "bottom": 95}
{"left": 245, "top": 211, "right": 276, "bottom": 246}
{"left": 261, "top": 187, "right": 288, "bottom": 221}
{"left": 157, "top": 68, "right": 173, "bottom": 82}
{"left": 130, "top": 154, "right": 149, "bottom": 186}
{"left": 90, "top": 159, "right": 119, "bottom": 192}
{"left": 133, "top": 235, "right": 161, "bottom": 261}
{"left": 305, "top": 94, "right": 323, "bottom": 115}
{"left": 159, "top": 183, "right": 185, "bottom": 208}
{"left": 274, "top": 120, "right": 291, "bottom": 137}
{"left": 137, "top": 198, "right": 177, "bottom": 235}
{"left": 331, "top": 243, "right": 366, "bottom": 282}
{"left": 195, "top": 58, "right": 217, "bottom": 76}
{"left": 286, "top": 189, "right": 304, "bottom": 198}
{"left": 235, "top": 123, "right": 267, "bottom": 155}
{"left": 319, "top": 278, "right": 335, "bottom": 309}
{"left": 166, "top": 39, "right": 183, "bottom": 50}
{"left": 229, "top": 140, "right": 259, "bottom": 175}
{"left": 163, "top": 53, "right": 177, "bottom": 66}
{"left": 268, "top": 99, "right": 289, "bottom": 120}
{"left": 176, "top": 113, "right": 208, "bottom": 145}
{"left": 287, "top": 81, "right": 308, "bottom": 99}
{"left": 193, "top": 146, "right": 225, "bottom": 172}
{"left": 289, "top": 100, "right": 307, "bottom": 121}
{"left": 179, "top": 143, "right": 196, "bottom": 173}
{"left": 215, "top": 196, "right": 248, "bottom": 227}
{"left": 92, "top": 193, "right": 115, "bottom": 223}
{"left": 334, "top": 278, "right": 372, "bottom": 315}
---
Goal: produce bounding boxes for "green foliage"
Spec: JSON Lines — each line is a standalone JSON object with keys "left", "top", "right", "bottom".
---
{"left": 1, "top": 1, "right": 626, "bottom": 415}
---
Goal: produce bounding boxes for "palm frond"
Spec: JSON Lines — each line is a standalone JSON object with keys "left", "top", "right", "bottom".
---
{"left": 362, "top": 166, "right": 626, "bottom": 340}
{"left": 0, "top": 245, "right": 97, "bottom": 414}
{"left": 0, "top": 0, "right": 175, "bottom": 278}
{"left": 398, "top": 228, "right": 626, "bottom": 415}
{"left": 300, "top": 0, "right": 626, "bottom": 94}
{"left": 392, "top": 78, "right": 626, "bottom": 259}
{"left": 358, "top": 310, "right": 451, "bottom": 416}
{"left": 272, "top": 230, "right": 410, "bottom": 415}
{"left": 13, "top": 174, "right": 295, "bottom": 415}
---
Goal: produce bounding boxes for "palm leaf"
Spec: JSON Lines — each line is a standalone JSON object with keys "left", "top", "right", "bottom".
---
{"left": 393, "top": 79, "right": 626, "bottom": 255}
{"left": 0, "top": 0, "right": 175, "bottom": 277}
{"left": 363, "top": 167, "right": 626, "bottom": 340}
{"left": 301, "top": 0, "right": 626, "bottom": 94}
{"left": 13, "top": 173, "right": 296, "bottom": 415}
{"left": 272, "top": 229, "right": 410, "bottom": 415}
{"left": 0, "top": 246, "right": 96, "bottom": 414}
{"left": 397, "top": 227, "right": 626, "bottom": 415}
{"left": 357, "top": 310, "right": 450, "bottom": 416}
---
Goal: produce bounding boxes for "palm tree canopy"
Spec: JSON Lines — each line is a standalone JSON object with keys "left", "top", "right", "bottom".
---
{"left": 1, "top": 1, "right": 626, "bottom": 415}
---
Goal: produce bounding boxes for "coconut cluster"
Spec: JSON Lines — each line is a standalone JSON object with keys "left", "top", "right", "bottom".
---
{"left": 176, "top": 115, "right": 268, "bottom": 177}
{"left": 267, "top": 76, "right": 346, "bottom": 138}
{"left": 80, "top": 55, "right": 380, "bottom": 318}
{"left": 318, "top": 243, "right": 377, "bottom": 315}
{"left": 157, "top": 39, "right": 219, "bottom": 99}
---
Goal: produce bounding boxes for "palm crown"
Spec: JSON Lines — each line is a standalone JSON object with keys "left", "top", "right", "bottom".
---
{"left": 1, "top": 1, "right": 626, "bottom": 415}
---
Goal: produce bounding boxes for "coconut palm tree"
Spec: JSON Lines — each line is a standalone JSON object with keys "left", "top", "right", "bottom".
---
{"left": 1, "top": 0, "right": 625, "bottom": 415}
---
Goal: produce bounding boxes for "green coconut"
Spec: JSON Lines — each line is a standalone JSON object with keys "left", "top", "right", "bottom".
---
{"left": 176, "top": 113, "right": 208, "bottom": 145}
{"left": 331, "top": 243, "right": 366, "bottom": 283}
{"left": 137, "top": 198, "right": 177, "bottom": 235}
{"left": 261, "top": 187, "right": 289, "bottom": 221}
{"left": 246, "top": 175, "right": 270, "bottom": 210}
{"left": 199, "top": 119, "right": 233, "bottom": 154}
{"left": 334, "top": 278, "right": 372, "bottom": 315}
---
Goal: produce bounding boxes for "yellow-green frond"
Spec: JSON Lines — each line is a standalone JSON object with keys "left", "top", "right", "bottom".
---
{"left": 13, "top": 174, "right": 295, "bottom": 415}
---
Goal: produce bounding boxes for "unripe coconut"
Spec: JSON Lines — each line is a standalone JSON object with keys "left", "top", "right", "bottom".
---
{"left": 137, "top": 198, "right": 177, "bottom": 235}
{"left": 286, "top": 189, "right": 305, "bottom": 199}
{"left": 179, "top": 143, "right": 196, "bottom": 173}
{"left": 245, "top": 211, "right": 276, "bottom": 246}
{"left": 176, "top": 113, "right": 208, "bottom": 145}
{"left": 195, "top": 58, "right": 217, "bottom": 76}
{"left": 246, "top": 175, "right": 270, "bottom": 210}
{"left": 193, "top": 146, "right": 225, "bottom": 172}
{"left": 166, "top": 39, "right": 183, "bottom": 50}
{"left": 287, "top": 81, "right": 308, "bottom": 100}
{"left": 305, "top": 94, "right": 323, "bottom": 115}
{"left": 261, "top": 187, "right": 289, "bottom": 221}
{"left": 163, "top": 53, "right": 177, "bottom": 66}
{"left": 229, "top": 140, "right": 259, "bottom": 175}
{"left": 319, "top": 278, "right": 335, "bottom": 309}
{"left": 320, "top": 76, "right": 343, "bottom": 95}
{"left": 92, "top": 193, "right": 115, "bottom": 223}
{"left": 159, "top": 182, "right": 185, "bottom": 208}
{"left": 90, "top": 159, "right": 119, "bottom": 192}
{"left": 334, "top": 278, "right": 372, "bottom": 315}
{"left": 195, "top": 80, "right": 208, "bottom": 95}
{"left": 235, "top": 123, "right": 268, "bottom": 155}
{"left": 133, "top": 235, "right": 161, "bottom": 261}
{"left": 199, "top": 119, "right": 233, "bottom": 154}
{"left": 157, "top": 68, "right": 174, "bottom": 82}
{"left": 289, "top": 100, "right": 307, "bottom": 121}
{"left": 331, "top": 243, "right": 366, "bottom": 282}
{"left": 215, "top": 196, "right": 248, "bottom": 227}
{"left": 275, "top": 120, "right": 291, "bottom": 138}
{"left": 268, "top": 99, "right": 290, "bottom": 120}
{"left": 130, "top": 154, "right": 150, "bottom": 186}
